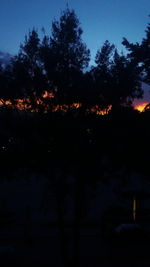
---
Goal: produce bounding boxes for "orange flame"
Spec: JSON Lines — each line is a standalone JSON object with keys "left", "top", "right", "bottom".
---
{"left": 42, "top": 91, "right": 54, "bottom": 98}
{"left": 134, "top": 102, "right": 149, "bottom": 112}
{"left": 0, "top": 96, "right": 113, "bottom": 115}
{"left": 91, "top": 105, "right": 112, "bottom": 115}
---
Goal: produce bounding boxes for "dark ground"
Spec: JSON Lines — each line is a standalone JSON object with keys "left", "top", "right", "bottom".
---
{"left": 1, "top": 223, "right": 150, "bottom": 267}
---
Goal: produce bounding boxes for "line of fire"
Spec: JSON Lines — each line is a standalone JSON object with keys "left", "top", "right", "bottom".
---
{"left": 0, "top": 90, "right": 149, "bottom": 114}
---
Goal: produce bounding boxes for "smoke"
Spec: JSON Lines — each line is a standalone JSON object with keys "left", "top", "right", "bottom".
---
{"left": 0, "top": 51, "right": 12, "bottom": 67}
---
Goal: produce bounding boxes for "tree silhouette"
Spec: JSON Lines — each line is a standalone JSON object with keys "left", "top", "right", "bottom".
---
{"left": 92, "top": 40, "right": 142, "bottom": 110}
{"left": 12, "top": 29, "right": 47, "bottom": 104}
{"left": 122, "top": 16, "right": 150, "bottom": 84}
{"left": 0, "top": 63, "right": 16, "bottom": 101}
{"left": 47, "top": 8, "right": 90, "bottom": 104}
{"left": 91, "top": 40, "right": 115, "bottom": 109}
{"left": 0, "top": 63, "right": 6, "bottom": 100}
{"left": 110, "top": 49, "right": 142, "bottom": 109}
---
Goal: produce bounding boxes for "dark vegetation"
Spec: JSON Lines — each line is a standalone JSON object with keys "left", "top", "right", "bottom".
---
{"left": 0, "top": 7, "right": 150, "bottom": 267}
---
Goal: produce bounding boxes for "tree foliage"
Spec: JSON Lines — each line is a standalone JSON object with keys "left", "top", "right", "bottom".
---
{"left": 122, "top": 16, "right": 150, "bottom": 84}
{"left": 12, "top": 29, "right": 47, "bottom": 99}
{"left": 91, "top": 41, "right": 142, "bottom": 109}
{"left": 47, "top": 8, "right": 90, "bottom": 103}
{"left": 0, "top": 7, "right": 146, "bottom": 111}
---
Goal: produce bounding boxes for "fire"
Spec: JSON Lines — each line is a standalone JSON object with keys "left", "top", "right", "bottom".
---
{"left": 91, "top": 105, "right": 112, "bottom": 115}
{"left": 70, "top": 103, "right": 82, "bottom": 109}
{"left": 134, "top": 102, "right": 149, "bottom": 112}
{"left": 42, "top": 91, "right": 54, "bottom": 98}
{"left": 2, "top": 91, "right": 149, "bottom": 115}
{"left": 0, "top": 96, "right": 112, "bottom": 115}
{"left": 5, "top": 100, "right": 12, "bottom": 105}
{"left": 1, "top": 97, "right": 149, "bottom": 115}
{"left": 51, "top": 103, "right": 81, "bottom": 112}
{"left": 52, "top": 104, "right": 68, "bottom": 112}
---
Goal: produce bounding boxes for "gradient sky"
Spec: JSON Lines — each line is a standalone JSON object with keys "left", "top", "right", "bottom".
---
{"left": 0, "top": 0, "right": 150, "bottom": 65}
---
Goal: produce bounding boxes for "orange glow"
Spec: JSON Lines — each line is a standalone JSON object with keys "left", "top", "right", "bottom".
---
{"left": 5, "top": 100, "right": 12, "bottom": 105}
{"left": 0, "top": 100, "right": 4, "bottom": 105}
{"left": 36, "top": 99, "right": 43, "bottom": 105}
{"left": 0, "top": 87, "right": 149, "bottom": 115}
{"left": 1, "top": 97, "right": 149, "bottom": 115}
{"left": 3, "top": 93, "right": 150, "bottom": 115}
{"left": 52, "top": 104, "right": 68, "bottom": 113}
{"left": 0, "top": 91, "right": 55, "bottom": 111}
{"left": 70, "top": 103, "right": 82, "bottom": 109}
{"left": 134, "top": 102, "right": 149, "bottom": 112}
{"left": 42, "top": 91, "right": 54, "bottom": 98}
{"left": 0, "top": 97, "right": 113, "bottom": 115}
{"left": 91, "top": 105, "right": 112, "bottom": 115}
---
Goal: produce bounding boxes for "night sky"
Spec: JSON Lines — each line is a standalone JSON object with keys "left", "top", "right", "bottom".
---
{"left": 0, "top": 0, "right": 150, "bottom": 65}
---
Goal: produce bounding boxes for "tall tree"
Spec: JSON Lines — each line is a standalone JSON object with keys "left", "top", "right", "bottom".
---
{"left": 47, "top": 8, "right": 90, "bottom": 104}
{"left": 91, "top": 40, "right": 115, "bottom": 108}
{"left": 12, "top": 29, "right": 47, "bottom": 100}
{"left": 110, "top": 49, "right": 142, "bottom": 109}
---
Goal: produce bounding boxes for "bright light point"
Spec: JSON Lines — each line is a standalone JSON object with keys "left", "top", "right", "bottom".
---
{"left": 133, "top": 197, "right": 136, "bottom": 221}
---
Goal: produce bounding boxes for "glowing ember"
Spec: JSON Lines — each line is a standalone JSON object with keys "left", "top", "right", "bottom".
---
{"left": 70, "top": 103, "right": 82, "bottom": 109}
{"left": 36, "top": 99, "right": 43, "bottom": 105}
{"left": 5, "top": 100, "right": 12, "bottom": 105}
{"left": 42, "top": 91, "right": 54, "bottom": 98}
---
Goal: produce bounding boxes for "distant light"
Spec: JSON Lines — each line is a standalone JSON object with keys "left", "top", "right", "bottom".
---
{"left": 133, "top": 197, "right": 136, "bottom": 221}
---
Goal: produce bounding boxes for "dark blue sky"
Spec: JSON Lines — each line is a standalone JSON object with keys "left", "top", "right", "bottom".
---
{"left": 0, "top": 0, "right": 150, "bottom": 64}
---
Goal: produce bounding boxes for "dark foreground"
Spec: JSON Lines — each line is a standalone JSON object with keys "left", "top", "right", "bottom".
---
{"left": 1, "top": 224, "right": 150, "bottom": 267}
